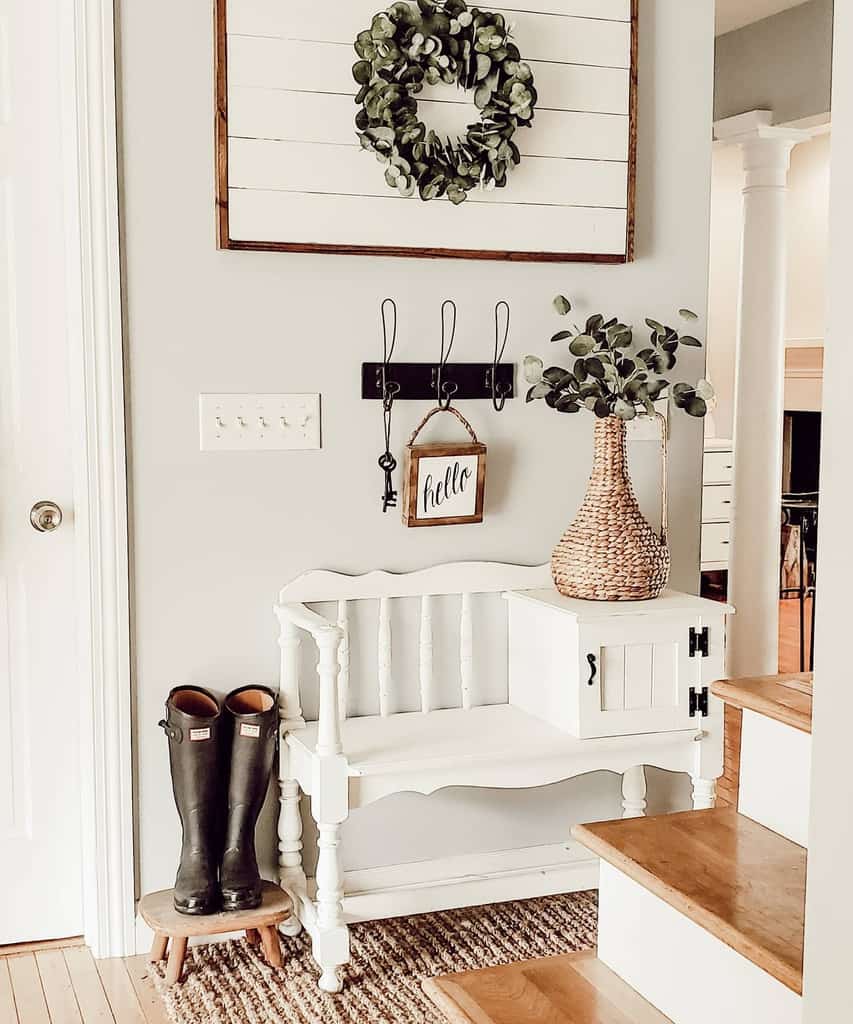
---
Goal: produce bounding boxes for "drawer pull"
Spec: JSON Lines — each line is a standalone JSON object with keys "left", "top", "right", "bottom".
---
{"left": 587, "top": 653, "right": 597, "bottom": 686}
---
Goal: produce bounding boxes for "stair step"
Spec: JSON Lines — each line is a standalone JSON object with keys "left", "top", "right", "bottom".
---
{"left": 573, "top": 808, "right": 805, "bottom": 994}
{"left": 711, "top": 672, "right": 813, "bottom": 733}
{"left": 422, "top": 950, "right": 671, "bottom": 1024}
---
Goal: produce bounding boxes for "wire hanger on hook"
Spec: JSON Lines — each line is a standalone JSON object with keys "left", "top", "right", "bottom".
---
{"left": 435, "top": 299, "right": 458, "bottom": 411}
{"left": 377, "top": 298, "right": 400, "bottom": 513}
{"left": 491, "top": 300, "right": 512, "bottom": 412}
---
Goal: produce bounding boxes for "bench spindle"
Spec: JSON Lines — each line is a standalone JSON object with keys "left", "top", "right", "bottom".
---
{"left": 378, "top": 597, "right": 392, "bottom": 717}
{"left": 277, "top": 615, "right": 303, "bottom": 724}
{"left": 460, "top": 592, "right": 473, "bottom": 710}
{"left": 419, "top": 595, "right": 434, "bottom": 713}
{"left": 337, "top": 600, "right": 350, "bottom": 722}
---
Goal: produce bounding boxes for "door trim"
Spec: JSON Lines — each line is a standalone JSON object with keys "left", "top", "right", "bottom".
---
{"left": 61, "top": 0, "right": 135, "bottom": 957}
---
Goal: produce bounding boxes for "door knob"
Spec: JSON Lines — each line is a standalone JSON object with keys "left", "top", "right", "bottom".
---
{"left": 30, "top": 501, "right": 63, "bottom": 533}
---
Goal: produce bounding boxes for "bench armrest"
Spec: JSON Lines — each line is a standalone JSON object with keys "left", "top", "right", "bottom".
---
{"left": 275, "top": 601, "right": 341, "bottom": 640}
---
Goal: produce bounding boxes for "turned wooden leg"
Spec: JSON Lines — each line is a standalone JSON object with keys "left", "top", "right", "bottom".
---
{"left": 259, "top": 926, "right": 283, "bottom": 968}
{"left": 278, "top": 778, "right": 305, "bottom": 938}
{"left": 245, "top": 928, "right": 260, "bottom": 946}
{"left": 315, "top": 822, "right": 346, "bottom": 993}
{"left": 149, "top": 932, "right": 169, "bottom": 963}
{"left": 165, "top": 936, "right": 188, "bottom": 986}
{"left": 692, "top": 776, "right": 716, "bottom": 810}
{"left": 622, "top": 766, "right": 648, "bottom": 819}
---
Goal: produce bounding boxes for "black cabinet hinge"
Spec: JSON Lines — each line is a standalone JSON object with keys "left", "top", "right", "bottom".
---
{"left": 689, "top": 625, "right": 709, "bottom": 658}
{"left": 689, "top": 686, "right": 709, "bottom": 718}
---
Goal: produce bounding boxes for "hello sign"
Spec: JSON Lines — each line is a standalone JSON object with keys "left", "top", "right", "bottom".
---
{"left": 403, "top": 407, "right": 486, "bottom": 528}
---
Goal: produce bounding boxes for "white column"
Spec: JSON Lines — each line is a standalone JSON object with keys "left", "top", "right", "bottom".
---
{"left": 716, "top": 112, "right": 809, "bottom": 678}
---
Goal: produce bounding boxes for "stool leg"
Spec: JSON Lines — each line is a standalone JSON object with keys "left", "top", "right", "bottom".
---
{"left": 245, "top": 928, "right": 260, "bottom": 946}
{"left": 259, "top": 926, "right": 283, "bottom": 968}
{"left": 149, "top": 933, "right": 169, "bottom": 963}
{"left": 165, "top": 936, "right": 188, "bottom": 986}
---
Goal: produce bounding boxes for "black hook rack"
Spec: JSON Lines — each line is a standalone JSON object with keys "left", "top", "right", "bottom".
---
{"left": 361, "top": 300, "right": 515, "bottom": 403}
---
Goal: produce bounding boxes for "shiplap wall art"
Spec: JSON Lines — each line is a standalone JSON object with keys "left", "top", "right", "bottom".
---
{"left": 215, "top": 0, "right": 638, "bottom": 262}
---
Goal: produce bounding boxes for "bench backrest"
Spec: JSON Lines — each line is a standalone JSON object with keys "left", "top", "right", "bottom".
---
{"left": 277, "top": 561, "right": 550, "bottom": 721}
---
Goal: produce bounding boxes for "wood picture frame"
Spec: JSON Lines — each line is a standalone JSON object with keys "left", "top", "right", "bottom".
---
{"left": 403, "top": 441, "right": 487, "bottom": 527}
{"left": 214, "top": 0, "right": 639, "bottom": 263}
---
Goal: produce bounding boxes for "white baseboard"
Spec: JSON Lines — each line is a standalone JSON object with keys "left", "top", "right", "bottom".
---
{"left": 332, "top": 841, "right": 599, "bottom": 923}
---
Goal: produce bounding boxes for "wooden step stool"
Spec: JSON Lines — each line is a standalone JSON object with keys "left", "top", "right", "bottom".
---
{"left": 140, "top": 881, "right": 292, "bottom": 985}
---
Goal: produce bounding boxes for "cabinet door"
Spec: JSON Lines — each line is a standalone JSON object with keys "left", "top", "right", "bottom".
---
{"left": 577, "top": 617, "right": 701, "bottom": 738}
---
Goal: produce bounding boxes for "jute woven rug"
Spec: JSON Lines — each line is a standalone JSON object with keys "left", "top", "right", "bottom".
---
{"left": 148, "top": 891, "right": 598, "bottom": 1024}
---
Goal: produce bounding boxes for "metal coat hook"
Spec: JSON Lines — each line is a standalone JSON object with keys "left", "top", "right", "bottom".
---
{"left": 490, "top": 300, "right": 512, "bottom": 412}
{"left": 380, "top": 297, "right": 400, "bottom": 404}
{"left": 435, "top": 299, "right": 458, "bottom": 410}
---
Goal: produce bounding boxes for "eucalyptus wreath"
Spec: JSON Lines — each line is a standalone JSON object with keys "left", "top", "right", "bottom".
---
{"left": 353, "top": 0, "right": 537, "bottom": 204}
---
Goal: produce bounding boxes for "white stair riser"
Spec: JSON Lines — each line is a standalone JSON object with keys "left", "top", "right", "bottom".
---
{"left": 597, "top": 862, "right": 801, "bottom": 1024}
{"left": 738, "top": 709, "right": 811, "bottom": 847}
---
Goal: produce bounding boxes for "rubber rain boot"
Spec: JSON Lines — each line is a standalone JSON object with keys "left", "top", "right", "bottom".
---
{"left": 220, "top": 685, "right": 278, "bottom": 911}
{"left": 159, "top": 686, "right": 222, "bottom": 915}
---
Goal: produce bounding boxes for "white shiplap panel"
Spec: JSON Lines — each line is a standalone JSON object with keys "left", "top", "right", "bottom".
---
{"left": 227, "top": 38, "right": 630, "bottom": 115}
{"left": 228, "top": 0, "right": 632, "bottom": 36}
{"left": 228, "top": 4, "right": 631, "bottom": 69}
{"left": 229, "top": 138, "right": 628, "bottom": 209}
{"left": 229, "top": 89, "right": 629, "bottom": 160}
{"left": 229, "top": 187, "right": 628, "bottom": 253}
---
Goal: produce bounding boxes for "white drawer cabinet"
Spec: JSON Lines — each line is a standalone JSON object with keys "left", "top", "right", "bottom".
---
{"left": 506, "top": 589, "right": 731, "bottom": 740}
{"left": 701, "top": 439, "right": 734, "bottom": 571}
{"left": 702, "top": 450, "right": 734, "bottom": 485}
{"left": 702, "top": 484, "right": 733, "bottom": 523}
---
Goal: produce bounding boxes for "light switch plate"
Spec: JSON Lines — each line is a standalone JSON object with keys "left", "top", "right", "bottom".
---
{"left": 199, "top": 394, "right": 321, "bottom": 451}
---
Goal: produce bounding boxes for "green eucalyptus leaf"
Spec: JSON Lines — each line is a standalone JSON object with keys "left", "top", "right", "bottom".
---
{"left": 551, "top": 330, "right": 573, "bottom": 343}
{"left": 679, "top": 336, "right": 702, "bottom": 347}
{"left": 679, "top": 308, "right": 699, "bottom": 321}
{"left": 569, "top": 335, "right": 595, "bottom": 357}
{"left": 553, "top": 295, "right": 572, "bottom": 315}
{"left": 686, "top": 396, "right": 708, "bottom": 417}
{"left": 614, "top": 399, "right": 637, "bottom": 421}
{"left": 526, "top": 382, "right": 551, "bottom": 402}
{"left": 523, "top": 354, "right": 544, "bottom": 384}
{"left": 542, "top": 366, "right": 569, "bottom": 385}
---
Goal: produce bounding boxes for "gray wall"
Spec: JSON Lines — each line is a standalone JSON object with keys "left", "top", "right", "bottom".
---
{"left": 715, "top": 0, "right": 833, "bottom": 124}
{"left": 116, "top": 0, "right": 715, "bottom": 901}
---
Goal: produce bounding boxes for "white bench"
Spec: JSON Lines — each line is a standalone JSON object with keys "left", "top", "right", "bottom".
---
{"left": 274, "top": 561, "right": 729, "bottom": 993}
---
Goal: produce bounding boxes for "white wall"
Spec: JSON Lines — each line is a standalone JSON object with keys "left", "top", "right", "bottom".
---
{"left": 714, "top": 0, "right": 834, "bottom": 126}
{"left": 803, "top": 4, "right": 853, "bottom": 1017}
{"left": 116, "top": 0, "right": 714, "bottom": 900}
{"left": 707, "top": 132, "right": 830, "bottom": 437}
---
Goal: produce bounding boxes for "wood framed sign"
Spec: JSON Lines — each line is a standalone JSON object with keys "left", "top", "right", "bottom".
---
{"left": 215, "top": 0, "right": 639, "bottom": 263}
{"left": 403, "top": 408, "right": 486, "bottom": 527}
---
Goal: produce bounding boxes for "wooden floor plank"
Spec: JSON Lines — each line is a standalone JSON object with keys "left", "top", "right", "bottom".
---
{"left": 573, "top": 808, "right": 806, "bottom": 994}
{"left": 423, "top": 952, "right": 671, "bottom": 1024}
{"left": 0, "top": 939, "right": 85, "bottom": 960}
{"left": 34, "top": 950, "right": 82, "bottom": 1024}
{"left": 6, "top": 956, "right": 49, "bottom": 1024}
{"left": 122, "top": 958, "right": 169, "bottom": 1024}
{"left": 62, "top": 948, "right": 114, "bottom": 1024}
{"left": 95, "top": 960, "right": 146, "bottom": 1024}
{"left": 0, "top": 960, "right": 19, "bottom": 1024}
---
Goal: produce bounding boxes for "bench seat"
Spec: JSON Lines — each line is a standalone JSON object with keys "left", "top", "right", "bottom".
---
{"left": 286, "top": 704, "right": 702, "bottom": 807}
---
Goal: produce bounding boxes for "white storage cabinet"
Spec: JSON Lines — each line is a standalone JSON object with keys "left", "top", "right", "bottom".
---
{"left": 507, "top": 590, "right": 731, "bottom": 740}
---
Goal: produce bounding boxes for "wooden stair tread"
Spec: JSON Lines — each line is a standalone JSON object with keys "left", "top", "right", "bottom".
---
{"left": 423, "top": 951, "right": 672, "bottom": 1024}
{"left": 711, "top": 673, "right": 813, "bottom": 733}
{"left": 573, "top": 809, "right": 806, "bottom": 995}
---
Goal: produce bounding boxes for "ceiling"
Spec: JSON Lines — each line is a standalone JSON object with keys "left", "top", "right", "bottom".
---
{"left": 715, "top": 0, "right": 811, "bottom": 36}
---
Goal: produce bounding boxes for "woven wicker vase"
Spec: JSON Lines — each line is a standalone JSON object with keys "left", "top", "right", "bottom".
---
{"left": 552, "top": 415, "right": 670, "bottom": 601}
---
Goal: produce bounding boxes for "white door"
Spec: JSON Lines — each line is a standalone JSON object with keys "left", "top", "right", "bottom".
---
{"left": 0, "top": 0, "right": 84, "bottom": 941}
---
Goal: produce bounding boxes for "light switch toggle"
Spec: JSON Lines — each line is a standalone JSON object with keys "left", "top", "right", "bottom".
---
{"left": 199, "top": 394, "right": 322, "bottom": 451}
